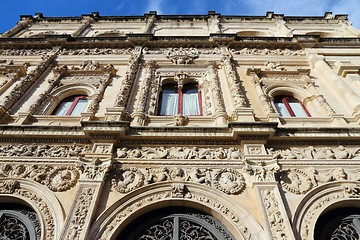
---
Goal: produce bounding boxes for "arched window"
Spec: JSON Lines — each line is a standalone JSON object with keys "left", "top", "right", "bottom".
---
{"left": 0, "top": 203, "right": 41, "bottom": 240}
{"left": 159, "top": 83, "right": 202, "bottom": 116}
{"left": 52, "top": 95, "right": 88, "bottom": 116}
{"left": 116, "top": 207, "right": 235, "bottom": 240}
{"left": 315, "top": 207, "right": 360, "bottom": 240}
{"left": 274, "top": 95, "right": 310, "bottom": 117}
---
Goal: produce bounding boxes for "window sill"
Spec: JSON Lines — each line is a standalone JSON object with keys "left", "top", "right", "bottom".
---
{"left": 145, "top": 115, "right": 217, "bottom": 127}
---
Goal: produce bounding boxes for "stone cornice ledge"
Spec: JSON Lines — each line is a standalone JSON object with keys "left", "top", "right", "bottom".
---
{"left": 275, "top": 127, "right": 360, "bottom": 139}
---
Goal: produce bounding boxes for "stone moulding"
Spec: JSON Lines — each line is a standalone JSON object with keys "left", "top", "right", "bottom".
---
{"left": 88, "top": 181, "right": 264, "bottom": 240}
{"left": 293, "top": 181, "right": 360, "bottom": 240}
{"left": 0, "top": 178, "right": 64, "bottom": 240}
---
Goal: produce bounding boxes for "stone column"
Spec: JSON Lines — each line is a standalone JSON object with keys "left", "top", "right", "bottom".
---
{"left": 275, "top": 19, "right": 293, "bottom": 37}
{"left": 132, "top": 61, "right": 156, "bottom": 126}
{"left": 60, "top": 143, "right": 113, "bottom": 240}
{"left": 106, "top": 47, "right": 142, "bottom": 121}
{"left": 72, "top": 17, "right": 94, "bottom": 37}
{"left": 143, "top": 14, "right": 156, "bottom": 34}
{"left": 309, "top": 54, "right": 360, "bottom": 114}
{"left": 243, "top": 144, "right": 296, "bottom": 240}
{"left": 207, "top": 62, "right": 227, "bottom": 126}
{"left": 221, "top": 50, "right": 254, "bottom": 121}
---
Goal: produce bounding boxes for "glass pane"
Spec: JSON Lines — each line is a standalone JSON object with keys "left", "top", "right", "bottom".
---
{"left": 288, "top": 101, "right": 308, "bottom": 117}
{"left": 182, "top": 87, "right": 200, "bottom": 116}
{"left": 160, "top": 85, "right": 179, "bottom": 115}
{"left": 53, "top": 100, "right": 72, "bottom": 116}
{"left": 70, "top": 98, "right": 88, "bottom": 116}
{"left": 274, "top": 102, "right": 291, "bottom": 117}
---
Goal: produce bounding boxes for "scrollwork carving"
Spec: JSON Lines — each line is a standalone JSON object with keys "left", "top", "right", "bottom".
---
{"left": 166, "top": 47, "right": 199, "bottom": 64}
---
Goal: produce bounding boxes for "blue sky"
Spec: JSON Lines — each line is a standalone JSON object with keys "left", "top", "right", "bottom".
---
{"left": 1, "top": 0, "right": 360, "bottom": 33}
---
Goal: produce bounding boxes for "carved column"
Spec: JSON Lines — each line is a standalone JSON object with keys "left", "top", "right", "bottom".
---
{"left": 275, "top": 19, "right": 293, "bottom": 37}
{"left": 248, "top": 71, "right": 278, "bottom": 121}
{"left": 243, "top": 144, "right": 295, "bottom": 240}
{"left": 221, "top": 50, "right": 254, "bottom": 121}
{"left": 207, "top": 62, "right": 227, "bottom": 126}
{"left": 143, "top": 14, "right": 156, "bottom": 33}
{"left": 106, "top": 47, "right": 142, "bottom": 121}
{"left": 132, "top": 61, "right": 156, "bottom": 126}
{"left": 308, "top": 54, "right": 360, "bottom": 114}
{"left": 60, "top": 144, "right": 112, "bottom": 240}
{"left": 28, "top": 70, "right": 64, "bottom": 115}
{"left": 0, "top": 51, "right": 58, "bottom": 111}
{"left": 147, "top": 75, "right": 160, "bottom": 116}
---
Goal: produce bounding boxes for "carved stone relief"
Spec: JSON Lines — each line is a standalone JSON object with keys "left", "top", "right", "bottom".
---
{"left": 111, "top": 167, "right": 245, "bottom": 195}
{"left": 97, "top": 186, "right": 254, "bottom": 240}
{"left": 0, "top": 143, "right": 90, "bottom": 157}
{"left": 230, "top": 48, "right": 305, "bottom": 56}
{"left": 279, "top": 167, "right": 360, "bottom": 195}
{"left": 0, "top": 179, "right": 55, "bottom": 239}
{"left": 269, "top": 145, "right": 360, "bottom": 160}
{"left": 166, "top": 47, "right": 199, "bottom": 65}
{"left": 59, "top": 48, "right": 134, "bottom": 55}
{"left": 261, "top": 189, "right": 287, "bottom": 240}
{"left": 0, "top": 164, "right": 80, "bottom": 192}
{"left": 115, "top": 146, "right": 242, "bottom": 160}
{"left": 65, "top": 187, "right": 95, "bottom": 240}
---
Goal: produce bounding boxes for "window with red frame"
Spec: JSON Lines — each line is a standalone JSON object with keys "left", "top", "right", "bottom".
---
{"left": 52, "top": 96, "right": 88, "bottom": 116}
{"left": 159, "top": 83, "right": 202, "bottom": 116}
{"left": 274, "top": 95, "right": 311, "bottom": 117}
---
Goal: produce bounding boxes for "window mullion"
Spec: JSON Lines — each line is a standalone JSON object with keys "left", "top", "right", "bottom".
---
{"left": 173, "top": 216, "right": 179, "bottom": 240}
{"left": 178, "top": 87, "right": 183, "bottom": 115}
{"left": 66, "top": 96, "right": 81, "bottom": 116}
{"left": 197, "top": 84, "right": 203, "bottom": 116}
{"left": 298, "top": 99, "right": 311, "bottom": 117}
{"left": 283, "top": 97, "right": 295, "bottom": 117}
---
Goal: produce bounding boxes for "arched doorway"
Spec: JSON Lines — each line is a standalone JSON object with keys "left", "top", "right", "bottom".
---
{"left": 0, "top": 203, "right": 41, "bottom": 240}
{"left": 116, "top": 207, "right": 235, "bottom": 240}
{"left": 315, "top": 207, "right": 360, "bottom": 240}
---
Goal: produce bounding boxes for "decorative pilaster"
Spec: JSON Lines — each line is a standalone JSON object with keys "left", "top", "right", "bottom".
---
{"left": 207, "top": 62, "right": 227, "bottom": 126}
{"left": 72, "top": 17, "right": 94, "bottom": 37}
{"left": 143, "top": 14, "right": 156, "bottom": 33}
{"left": 108, "top": 47, "right": 142, "bottom": 121}
{"left": 243, "top": 144, "right": 295, "bottom": 240}
{"left": 61, "top": 144, "right": 113, "bottom": 240}
{"left": 132, "top": 61, "right": 156, "bottom": 126}
{"left": 308, "top": 54, "right": 360, "bottom": 114}
{"left": 0, "top": 51, "right": 58, "bottom": 111}
{"left": 147, "top": 75, "right": 160, "bottom": 116}
{"left": 248, "top": 72, "right": 277, "bottom": 121}
{"left": 221, "top": 50, "right": 254, "bottom": 121}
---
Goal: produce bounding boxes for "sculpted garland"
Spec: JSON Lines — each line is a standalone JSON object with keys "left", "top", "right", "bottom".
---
{"left": 111, "top": 167, "right": 246, "bottom": 195}
{"left": 116, "top": 146, "right": 242, "bottom": 160}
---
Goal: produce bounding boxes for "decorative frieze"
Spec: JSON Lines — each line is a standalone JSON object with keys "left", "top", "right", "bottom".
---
{"left": 116, "top": 146, "right": 242, "bottom": 160}
{"left": 0, "top": 143, "right": 90, "bottom": 157}
{"left": 166, "top": 47, "right": 199, "bottom": 65}
{"left": 279, "top": 167, "right": 360, "bottom": 195}
{"left": 111, "top": 167, "right": 246, "bottom": 195}
{"left": 60, "top": 48, "right": 133, "bottom": 55}
{"left": 0, "top": 164, "right": 80, "bottom": 192}
{"left": 269, "top": 145, "right": 359, "bottom": 160}
{"left": 231, "top": 48, "right": 305, "bottom": 56}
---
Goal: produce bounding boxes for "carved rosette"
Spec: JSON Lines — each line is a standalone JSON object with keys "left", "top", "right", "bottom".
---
{"left": 45, "top": 166, "right": 80, "bottom": 192}
{"left": 114, "top": 49, "right": 142, "bottom": 108}
{"left": 213, "top": 169, "right": 245, "bottom": 194}
{"left": 221, "top": 53, "right": 247, "bottom": 109}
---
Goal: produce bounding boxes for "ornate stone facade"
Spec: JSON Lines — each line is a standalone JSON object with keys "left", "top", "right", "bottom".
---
{"left": 0, "top": 11, "right": 360, "bottom": 240}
